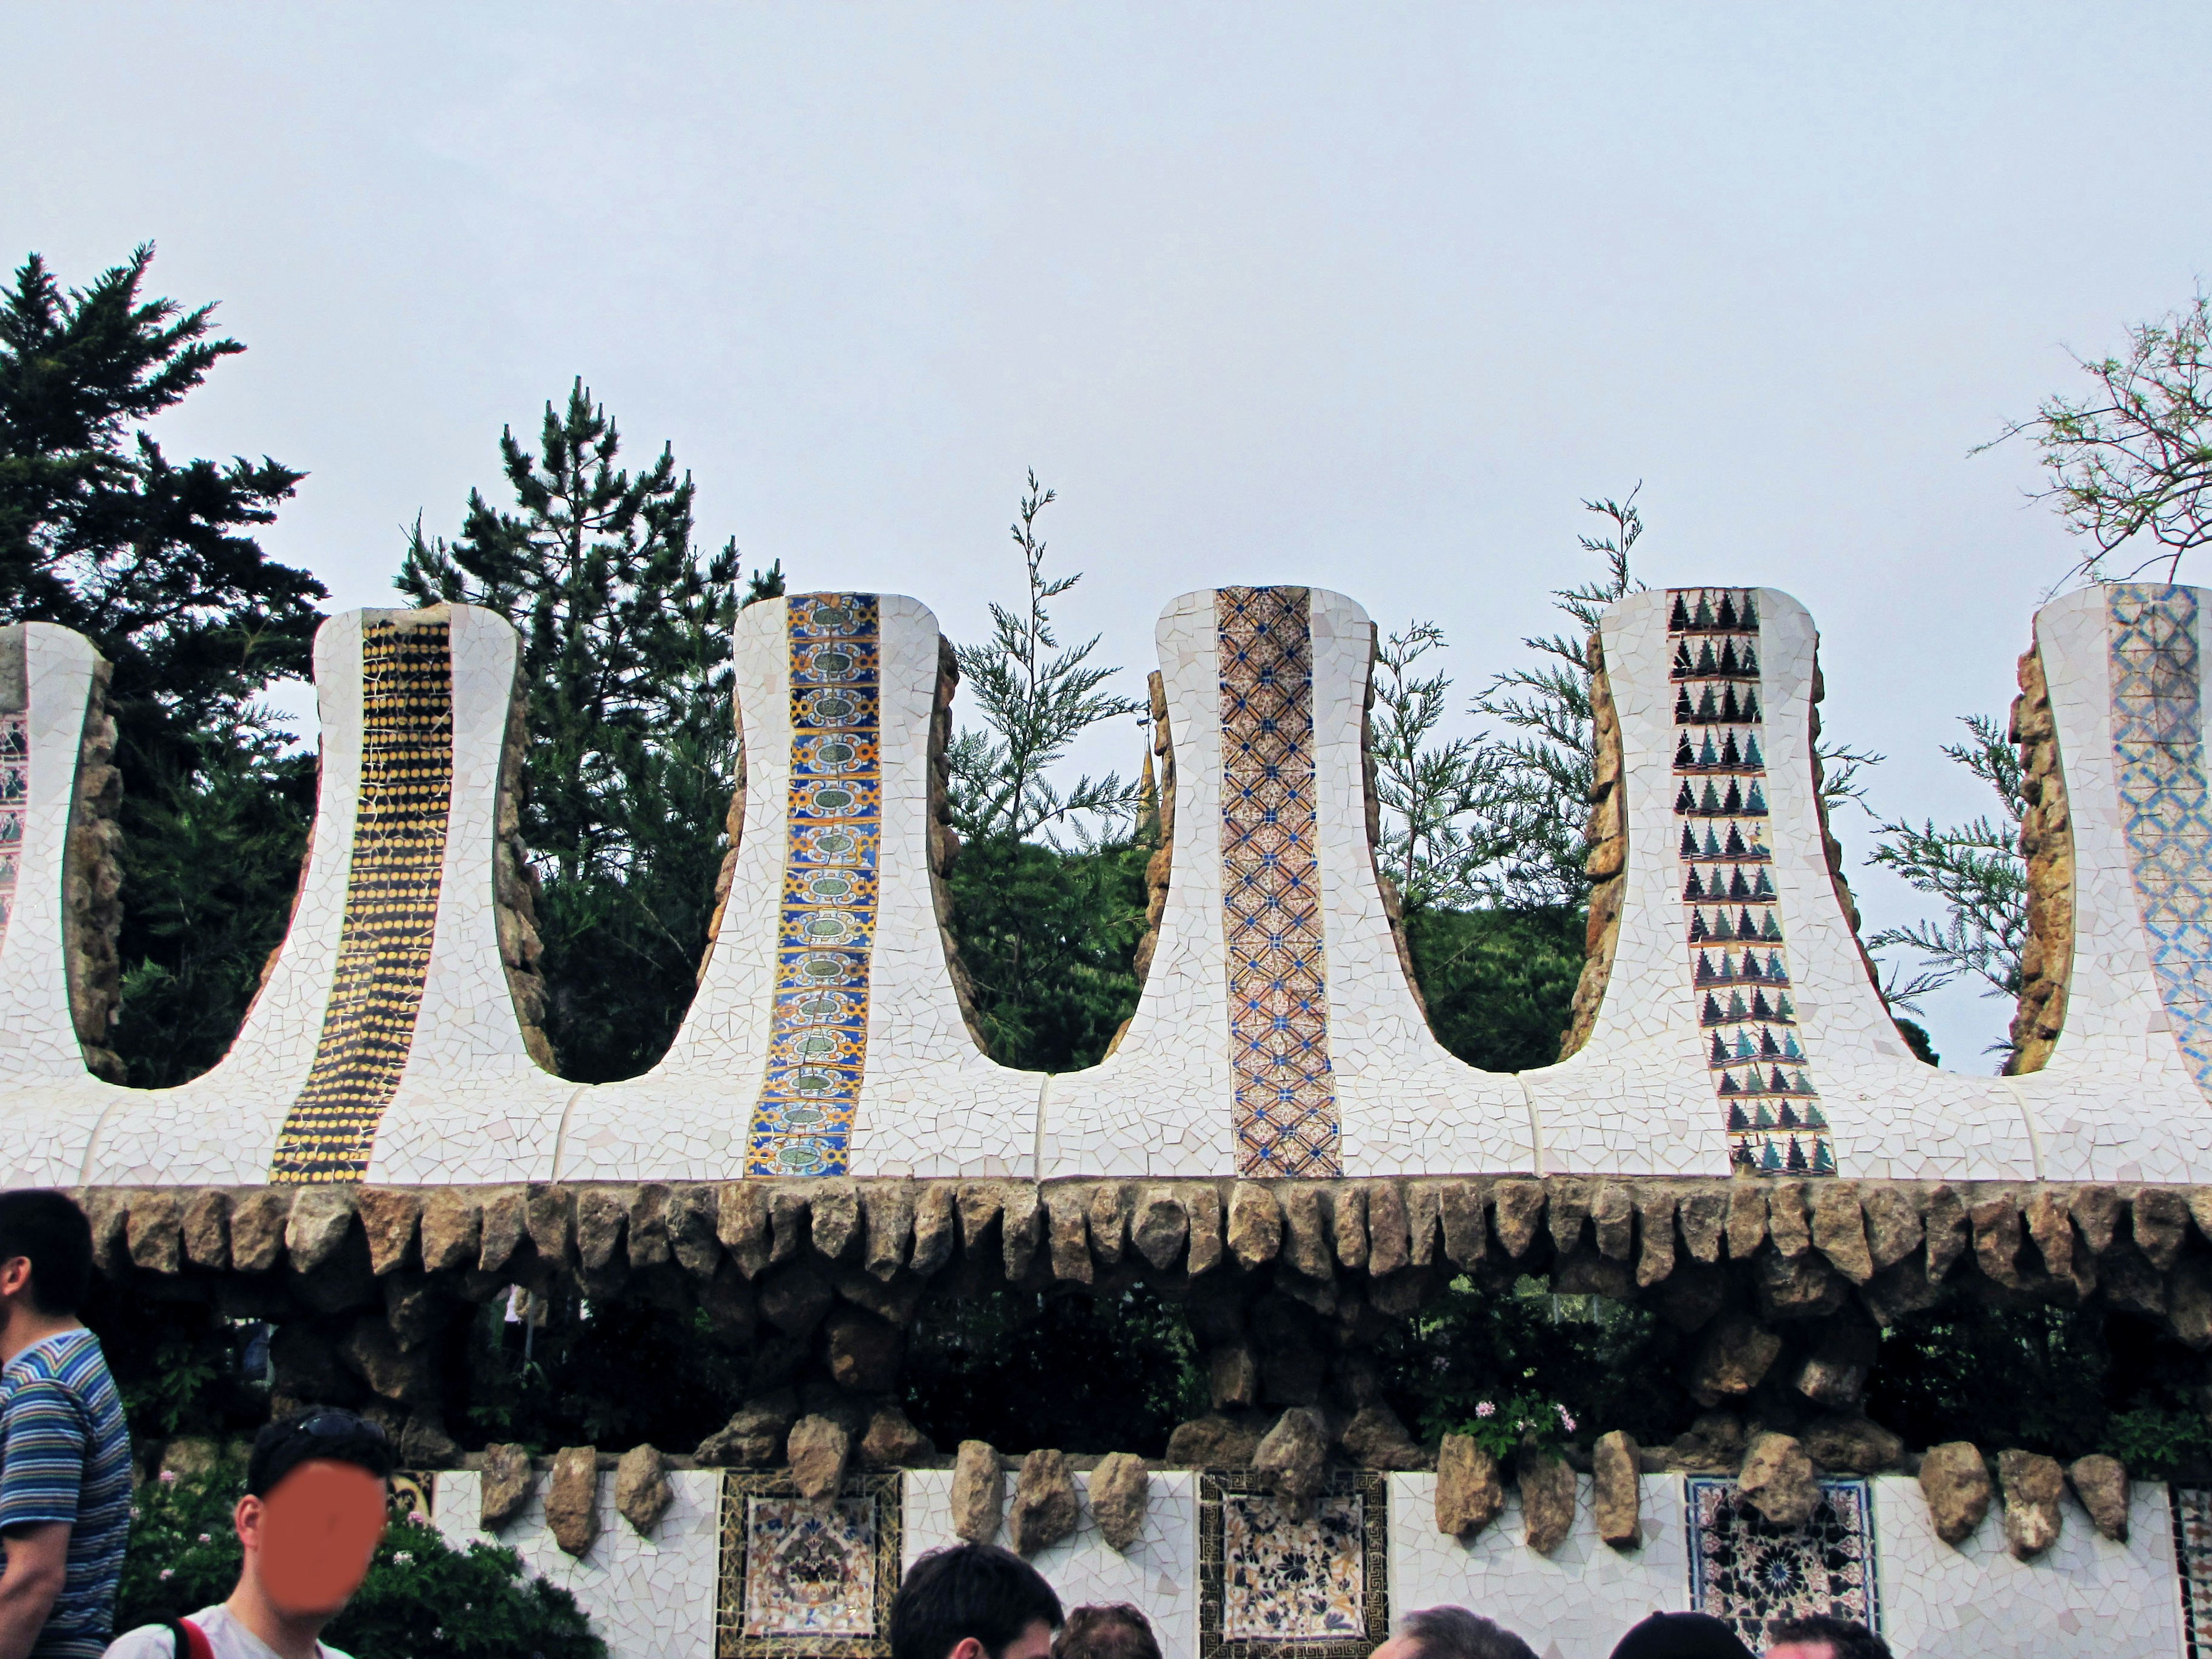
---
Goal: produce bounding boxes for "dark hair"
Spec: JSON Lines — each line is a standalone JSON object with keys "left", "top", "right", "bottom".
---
{"left": 0, "top": 1190, "right": 93, "bottom": 1315}
{"left": 1763, "top": 1615, "right": 1890, "bottom": 1659}
{"left": 1607, "top": 1611, "right": 1756, "bottom": 1659}
{"left": 891, "top": 1545, "right": 1063, "bottom": 1659}
{"left": 247, "top": 1409, "right": 396, "bottom": 1498}
{"left": 1052, "top": 1604, "right": 1160, "bottom": 1659}
{"left": 1399, "top": 1606, "right": 1539, "bottom": 1659}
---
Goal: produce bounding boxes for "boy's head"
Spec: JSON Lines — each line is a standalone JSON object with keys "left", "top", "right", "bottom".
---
{"left": 1052, "top": 1604, "right": 1160, "bottom": 1659}
{"left": 891, "top": 1545, "right": 1063, "bottom": 1659}
{"left": 237, "top": 1410, "right": 396, "bottom": 1622}
{"left": 0, "top": 1190, "right": 92, "bottom": 1316}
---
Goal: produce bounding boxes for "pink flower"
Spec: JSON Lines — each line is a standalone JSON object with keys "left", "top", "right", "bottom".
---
{"left": 1556, "top": 1406, "right": 1577, "bottom": 1432}
{"left": 159, "top": 1570, "right": 173, "bottom": 1582}
{"left": 1474, "top": 1402, "right": 1496, "bottom": 1419}
{"left": 196, "top": 1533, "right": 211, "bottom": 1544}
{"left": 158, "top": 1470, "right": 177, "bottom": 1484}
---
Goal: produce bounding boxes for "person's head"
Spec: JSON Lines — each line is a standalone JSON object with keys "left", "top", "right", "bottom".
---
{"left": 1608, "top": 1611, "right": 1757, "bottom": 1659}
{"left": 1763, "top": 1615, "right": 1890, "bottom": 1659}
{"left": 235, "top": 1410, "right": 396, "bottom": 1625}
{"left": 1372, "top": 1605, "right": 1539, "bottom": 1659}
{"left": 891, "top": 1545, "right": 1063, "bottom": 1659}
{"left": 1052, "top": 1604, "right": 1160, "bottom": 1659}
{"left": 0, "top": 1190, "right": 92, "bottom": 1317}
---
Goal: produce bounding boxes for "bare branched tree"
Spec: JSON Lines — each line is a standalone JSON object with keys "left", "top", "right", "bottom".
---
{"left": 1979, "top": 288, "right": 2212, "bottom": 582}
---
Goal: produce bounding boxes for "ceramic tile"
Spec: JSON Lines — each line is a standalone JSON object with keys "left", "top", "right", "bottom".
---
{"left": 719, "top": 1471, "right": 900, "bottom": 1656}
{"left": 271, "top": 615, "right": 453, "bottom": 1181}
{"left": 1216, "top": 586, "right": 1340, "bottom": 1177}
{"left": 1200, "top": 1469, "right": 1386, "bottom": 1659}
{"left": 1668, "top": 589, "right": 1832, "bottom": 1176}
{"left": 1685, "top": 1476, "right": 1874, "bottom": 1646}
{"left": 747, "top": 594, "right": 884, "bottom": 1177}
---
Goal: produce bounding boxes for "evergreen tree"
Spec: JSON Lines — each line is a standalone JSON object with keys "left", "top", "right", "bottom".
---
{"left": 0, "top": 245, "right": 327, "bottom": 1084}
{"left": 399, "top": 380, "right": 778, "bottom": 1081}
{"left": 942, "top": 475, "right": 1150, "bottom": 1069}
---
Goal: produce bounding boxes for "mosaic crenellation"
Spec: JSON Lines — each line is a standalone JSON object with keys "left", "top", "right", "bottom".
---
{"left": 5, "top": 579, "right": 2212, "bottom": 1191}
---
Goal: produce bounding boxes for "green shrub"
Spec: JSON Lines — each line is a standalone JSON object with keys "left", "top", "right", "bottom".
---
{"left": 118, "top": 1460, "right": 603, "bottom": 1659}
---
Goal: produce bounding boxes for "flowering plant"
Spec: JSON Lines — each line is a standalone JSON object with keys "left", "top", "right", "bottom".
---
{"left": 1441, "top": 1370, "right": 1579, "bottom": 1462}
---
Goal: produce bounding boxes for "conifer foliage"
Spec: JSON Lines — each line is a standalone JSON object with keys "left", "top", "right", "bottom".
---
{"left": 400, "top": 381, "right": 780, "bottom": 1080}
{"left": 0, "top": 245, "right": 327, "bottom": 1084}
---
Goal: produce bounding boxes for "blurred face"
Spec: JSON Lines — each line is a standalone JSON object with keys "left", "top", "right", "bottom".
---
{"left": 1767, "top": 1645, "right": 1836, "bottom": 1659}
{"left": 237, "top": 1459, "right": 386, "bottom": 1618}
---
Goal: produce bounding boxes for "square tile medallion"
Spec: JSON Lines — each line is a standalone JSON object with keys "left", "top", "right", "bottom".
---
{"left": 1685, "top": 1476, "right": 1877, "bottom": 1647}
{"left": 718, "top": 1470, "right": 902, "bottom": 1658}
{"left": 1199, "top": 1469, "right": 1385, "bottom": 1659}
{"left": 2173, "top": 1486, "right": 2212, "bottom": 1657}
{"left": 388, "top": 1469, "right": 434, "bottom": 1527}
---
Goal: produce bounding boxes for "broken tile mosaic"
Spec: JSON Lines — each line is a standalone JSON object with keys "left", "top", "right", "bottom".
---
{"left": 270, "top": 616, "right": 453, "bottom": 1183}
{"left": 2175, "top": 1484, "right": 2212, "bottom": 1658}
{"left": 1685, "top": 1476, "right": 1876, "bottom": 1645}
{"left": 1669, "top": 588, "right": 1833, "bottom": 1176}
{"left": 747, "top": 593, "right": 884, "bottom": 1177}
{"left": 1199, "top": 1469, "right": 1384, "bottom": 1659}
{"left": 1216, "top": 586, "right": 1339, "bottom": 1179}
{"left": 2107, "top": 584, "right": 2212, "bottom": 1101}
{"left": 0, "top": 714, "right": 25, "bottom": 950}
{"left": 718, "top": 1470, "right": 901, "bottom": 1659}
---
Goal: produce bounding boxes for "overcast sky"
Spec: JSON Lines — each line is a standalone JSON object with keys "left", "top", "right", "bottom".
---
{"left": 10, "top": 3, "right": 2210, "bottom": 1067}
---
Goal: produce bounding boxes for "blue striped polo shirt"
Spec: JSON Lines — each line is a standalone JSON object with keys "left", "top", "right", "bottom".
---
{"left": 0, "top": 1329, "right": 130, "bottom": 1658}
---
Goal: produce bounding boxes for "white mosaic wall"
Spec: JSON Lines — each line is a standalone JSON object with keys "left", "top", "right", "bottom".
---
{"left": 1386, "top": 1473, "right": 1688, "bottom": 1659}
{"left": 904, "top": 1469, "right": 1202, "bottom": 1659}
{"left": 10, "top": 581, "right": 2212, "bottom": 1186}
{"left": 1871, "top": 1474, "right": 2181, "bottom": 1658}
{"left": 564, "top": 593, "right": 1041, "bottom": 1181}
{"left": 0, "top": 606, "right": 575, "bottom": 1189}
{"left": 1521, "top": 588, "right": 2042, "bottom": 1181}
{"left": 431, "top": 1467, "right": 723, "bottom": 1659}
{"left": 0, "top": 626, "right": 123, "bottom": 1185}
{"left": 2012, "top": 586, "right": 2212, "bottom": 1181}
{"left": 1041, "top": 586, "right": 1529, "bottom": 1181}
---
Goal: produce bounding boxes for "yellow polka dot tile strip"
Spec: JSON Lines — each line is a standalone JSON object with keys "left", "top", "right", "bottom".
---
{"left": 270, "top": 618, "right": 453, "bottom": 1182}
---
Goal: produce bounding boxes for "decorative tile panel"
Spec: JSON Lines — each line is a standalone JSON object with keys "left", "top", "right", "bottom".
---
{"left": 0, "top": 714, "right": 26, "bottom": 953}
{"left": 271, "top": 618, "right": 453, "bottom": 1182}
{"left": 2176, "top": 1485, "right": 2212, "bottom": 1657}
{"left": 718, "top": 1470, "right": 900, "bottom": 1658}
{"left": 747, "top": 594, "right": 883, "bottom": 1177}
{"left": 1685, "top": 1476, "right": 1876, "bottom": 1645}
{"left": 2107, "top": 584, "right": 2212, "bottom": 1099}
{"left": 1199, "top": 1469, "right": 1384, "bottom": 1659}
{"left": 1669, "top": 589, "right": 1834, "bottom": 1175}
{"left": 1216, "top": 586, "right": 1339, "bottom": 1177}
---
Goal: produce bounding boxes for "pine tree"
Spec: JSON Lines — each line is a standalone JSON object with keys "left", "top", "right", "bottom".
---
{"left": 399, "top": 380, "right": 779, "bottom": 1081}
{"left": 0, "top": 245, "right": 327, "bottom": 1084}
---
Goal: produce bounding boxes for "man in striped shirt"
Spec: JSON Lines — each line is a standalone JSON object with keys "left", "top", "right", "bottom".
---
{"left": 0, "top": 1192, "right": 130, "bottom": 1659}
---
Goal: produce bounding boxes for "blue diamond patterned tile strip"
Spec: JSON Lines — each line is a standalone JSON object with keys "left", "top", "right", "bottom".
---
{"left": 2108, "top": 583, "right": 2212, "bottom": 1099}
{"left": 1215, "top": 586, "right": 1340, "bottom": 1177}
{"left": 1668, "top": 588, "right": 1835, "bottom": 1176}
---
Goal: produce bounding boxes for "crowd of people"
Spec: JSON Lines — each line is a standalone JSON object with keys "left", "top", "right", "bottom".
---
{"left": 0, "top": 1188, "right": 1894, "bottom": 1659}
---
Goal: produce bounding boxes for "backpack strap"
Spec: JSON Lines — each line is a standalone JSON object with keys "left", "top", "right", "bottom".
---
{"left": 164, "top": 1619, "right": 213, "bottom": 1659}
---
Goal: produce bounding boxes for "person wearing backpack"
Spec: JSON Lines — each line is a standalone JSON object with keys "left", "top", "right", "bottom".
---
{"left": 105, "top": 1411, "right": 392, "bottom": 1659}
